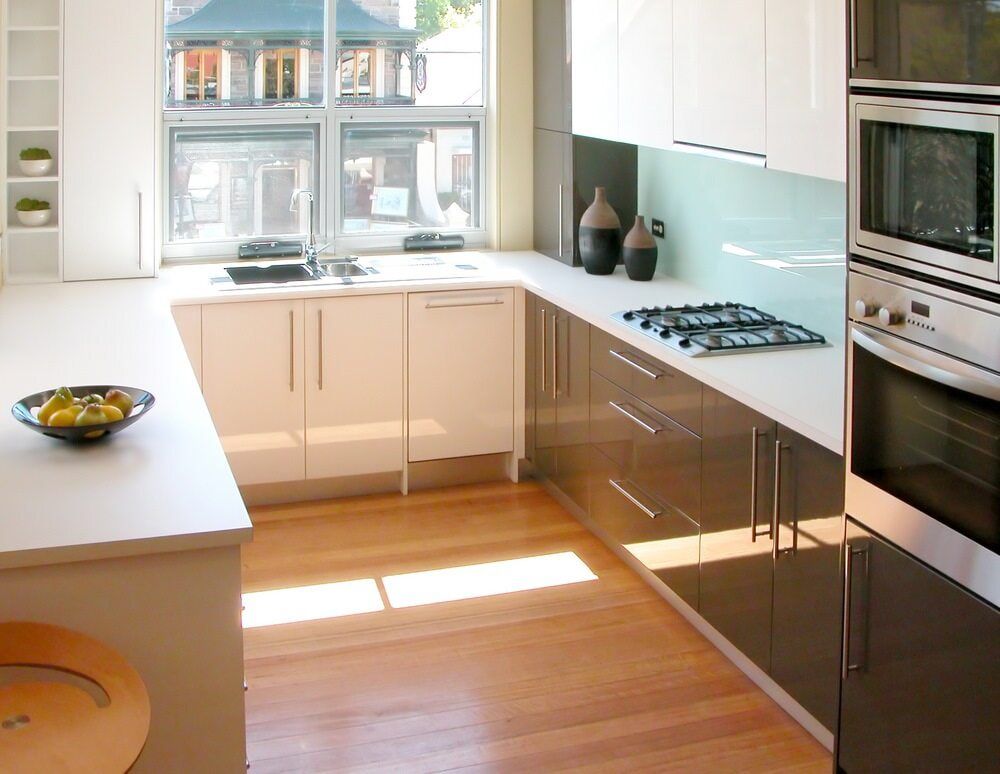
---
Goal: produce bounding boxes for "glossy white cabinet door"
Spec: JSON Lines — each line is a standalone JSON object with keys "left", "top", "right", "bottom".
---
{"left": 673, "top": 0, "right": 766, "bottom": 155}
{"left": 202, "top": 300, "right": 305, "bottom": 485}
{"left": 63, "top": 0, "right": 155, "bottom": 280}
{"left": 408, "top": 289, "right": 515, "bottom": 462}
{"left": 765, "top": 0, "right": 847, "bottom": 181}
{"left": 572, "top": 0, "right": 619, "bottom": 141}
{"left": 304, "top": 295, "right": 404, "bottom": 479}
{"left": 619, "top": 0, "right": 673, "bottom": 150}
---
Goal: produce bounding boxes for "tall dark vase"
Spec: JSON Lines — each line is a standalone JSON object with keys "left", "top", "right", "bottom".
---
{"left": 578, "top": 187, "right": 621, "bottom": 275}
{"left": 623, "top": 216, "right": 658, "bottom": 281}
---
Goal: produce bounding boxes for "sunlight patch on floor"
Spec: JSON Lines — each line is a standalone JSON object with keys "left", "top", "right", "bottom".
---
{"left": 242, "top": 579, "right": 384, "bottom": 628}
{"left": 382, "top": 551, "right": 598, "bottom": 608}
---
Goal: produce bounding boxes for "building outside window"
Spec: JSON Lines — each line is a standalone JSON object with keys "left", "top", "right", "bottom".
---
{"left": 163, "top": 0, "right": 487, "bottom": 259}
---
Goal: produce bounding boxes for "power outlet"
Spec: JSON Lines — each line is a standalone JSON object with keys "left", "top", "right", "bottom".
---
{"left": 651, "top": 219, "right": 665, "bottom": 238}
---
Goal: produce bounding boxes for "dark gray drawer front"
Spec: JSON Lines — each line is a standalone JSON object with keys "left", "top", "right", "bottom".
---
{"left": 590, "top": 326, "right": 702, "bottom": 435}
{"left": 590, "top": 371, "right": 702, "bottom": 525}
{"left": 589, "top": 447, "right": 700, "bottom": 609}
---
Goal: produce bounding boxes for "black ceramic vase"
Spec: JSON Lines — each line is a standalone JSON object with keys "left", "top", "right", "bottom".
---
{"left": 623, "top": 216, "right": 658, "bottom": 281}
{"left": 578, "top": 187, "right": 621, "bottom": 275}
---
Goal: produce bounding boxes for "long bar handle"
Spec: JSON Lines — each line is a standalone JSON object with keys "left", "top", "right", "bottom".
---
{"left": 772, "top": 438, "right": 783, "bottom": 561}
{"left": 750, "top": 426, "right": 762, "bottom": 542}
{"left": 609, "top": 479, "right": 663, "bottom": 519}
{"left": 849, "top": 0, "right": 858, "bottom": 69}
{"left": 609, "top": 401, "right": 666, "bottom": 435}
{"left": 539, "top": 307, "right": 548, "bottom": 394}
{"left": 317, "top": 309, "right": 324, "bottom": 391}
{"left": 551, "top": 312, "right": 558, "bottom": 399}
{"left": 842, "top": 543, "right": 870, "bottom": 680}
{"left": 425, "top": 298, "right": 504, "bottom": 309}
{"left": 137, "top": 192, "right": 143, "bottom": 270}
{"left": 557, "top": 184, "right": 564, "bottom": 258}
{"left": 608, "top": 349, "right": 667, "bottom": 381}
{"left": 289, "top": 310, "right": 295, "bottom": 392}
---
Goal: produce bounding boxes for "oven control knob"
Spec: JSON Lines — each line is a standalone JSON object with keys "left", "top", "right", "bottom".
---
{"left": 878, "top": 306, "right": 903, "bottom": 326}
{"left": 854, "top": 300, "right": 876, "bottom": 318}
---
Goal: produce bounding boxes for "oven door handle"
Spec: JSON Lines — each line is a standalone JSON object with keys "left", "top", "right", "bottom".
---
{"left": 852, "top": 326, "right": 1000, "bottom": 402}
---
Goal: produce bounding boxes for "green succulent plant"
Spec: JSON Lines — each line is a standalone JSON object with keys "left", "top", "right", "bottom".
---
{"left": 19, "top": 148, "right": 52, "bottom": 161}
{"left": 15, "top": 198, "right": 51, "bottom": 212}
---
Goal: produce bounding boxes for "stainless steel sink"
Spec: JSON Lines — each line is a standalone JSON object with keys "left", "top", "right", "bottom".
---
{"left": 319, "top": 259, "right": 370, "bottom": 278}
{"left": 225, "top": 263, "right": 319, "bottom": 285}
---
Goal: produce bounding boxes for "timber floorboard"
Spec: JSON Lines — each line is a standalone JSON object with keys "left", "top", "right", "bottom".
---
{"left": 243, "top": 481, "right": 830, "bottom": 773}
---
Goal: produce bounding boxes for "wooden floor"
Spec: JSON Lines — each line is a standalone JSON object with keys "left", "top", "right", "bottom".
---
{"left": 242, "top": 481, "right": 830, "bottom": 773}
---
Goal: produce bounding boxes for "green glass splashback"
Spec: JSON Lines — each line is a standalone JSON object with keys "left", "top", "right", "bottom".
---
{"left": 638, "top": 148, "right": 847, "bottom": 342}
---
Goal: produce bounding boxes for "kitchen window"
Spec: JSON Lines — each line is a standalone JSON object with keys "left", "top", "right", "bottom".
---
{"left": 163, "top": 0, "right": 489, "bottom": 259}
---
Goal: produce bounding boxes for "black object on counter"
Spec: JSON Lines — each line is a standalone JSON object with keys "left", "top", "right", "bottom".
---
{"left": 404, "top": 233, "right": 466, "bottom": 251}
{"left": 623, "top": 215, "right": 658, "bottom": 281}
{"left": 238, "top": 241, "right": 304, "bottom": 260}
{"left": 12, "top": 386, "right": 156, "bottom": 442}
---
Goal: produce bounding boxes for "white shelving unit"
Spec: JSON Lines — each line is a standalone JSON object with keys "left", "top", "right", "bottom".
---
{"left": 2, "top": 0, "right": 63, "bottom": 284}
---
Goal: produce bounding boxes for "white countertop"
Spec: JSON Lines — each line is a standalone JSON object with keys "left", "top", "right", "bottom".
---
{"left": 0, "top": 279, "right": 252, "bottom": 570}
{"left": 166, "top": 251, "right": 846, "bottom": 454}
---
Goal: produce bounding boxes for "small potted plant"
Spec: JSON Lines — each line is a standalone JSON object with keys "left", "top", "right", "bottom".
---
{"left": 18, "top": 148, "right": 54, "bottom": 177}
{"left": 15, "top": 198, "right": 52, "bottom": 227}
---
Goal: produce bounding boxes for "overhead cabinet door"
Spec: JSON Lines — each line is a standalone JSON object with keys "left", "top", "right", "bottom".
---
{"left": 572, "top": 0, "right": 619, "bottom": 141}
{"left": 673, "top": 0, "right": 766, "bottom": 155}
{"left": 63, "top": 0, "right": 156, "bottom": 280}
{"left": 408, "top": 289, "right": 515, "bottom": 462}
{"left": 618, "top": 0, "right": 673, "bottom": 150}
{"left": 202, "top": 300, "right": 306, "bottom": 485}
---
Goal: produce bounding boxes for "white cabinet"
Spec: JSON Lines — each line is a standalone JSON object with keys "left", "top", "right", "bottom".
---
{"left": 673, "top": 0, "right": 766, "bottom": 155}
{"left": 202, "top": 300, "right": 305, "bottom": 486}
{"left": 765, "top": 0, "right": 847, "bottom": 181}
{"left": 408, "top": 289, "right": 515, "bottom": 462}
{"left": 618, "top": 0, "right": 673, "bottom": 150}
{"left": 62, "top": 0, "right": 155, "bottom": 280}
{"left": 304, "top": 295, "right": 404, "bottom": 480}
{"left": 572, "top": 1, "right": 619, "bottom": 141}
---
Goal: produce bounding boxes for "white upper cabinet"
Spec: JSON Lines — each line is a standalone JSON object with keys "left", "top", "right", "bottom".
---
{"left": 202, "top": 300, "right": 306, "bottom": 486}
{"left": 572, "top": 1, "right": 619, "bottom": 141}
{"left": 618, "top": 0, "right": 673, "bottom": 150}
{"left": 304, "top": 294, "right": 404, "bottom": 480}
{"left": 672, "top": 0, "right": 766, "bottom": 156}
{"left": 765, "top": 0, "right": 847, "bottom": 181}
{"left": 62, "top": 0, "right": 156, "bottom": 280}
{"left": 408, "top": 289, "right": 515, "bottom": 462}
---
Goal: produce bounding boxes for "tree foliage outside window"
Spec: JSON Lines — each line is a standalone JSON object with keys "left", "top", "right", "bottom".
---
{"left": 416, "top": 0, "right": 479, "bottom": 42}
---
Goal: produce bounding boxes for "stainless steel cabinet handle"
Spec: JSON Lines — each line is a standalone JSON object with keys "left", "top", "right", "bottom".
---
{"left": 137, "top": 192, "right": 143, "bottom": 269}
{"left": 289, "top": 310, "right": 295, "bottom": 392}
{"left": 539, "top": 307, "right": 548, "bottom": 394}
{"left": 609, "top": 401, "right": 666, "bottom": 435}
{"left": 551, "top": 312, "right": 558, "bottom": 399}
{"left": 608, "top": 349, "right": 667, "bottom": 380}
{"left": 609, "top": 479, "right": 663, "bottom": 519}
{"left": 557, "top": 184, "right": 564, "bottom": 258}
{"left": 849, "top": 0, "right": 858, "bottom": 68}
{"left": 842, "top": 543, "right": 871, "bottom": 680}
{"left": 425, "top": 298, "right": 504, "bottom": 309}
{"left": 772, "top": 438, "right": 782, "bottom": 560}
{"left": 317, "top": 309, "right": 324, "bottom": 391}
{"left": 750, "top": 426, "right": 767, "bottom": 542}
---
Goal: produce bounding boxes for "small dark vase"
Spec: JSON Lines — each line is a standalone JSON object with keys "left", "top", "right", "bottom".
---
{"left": 623, "top": 216, "right": 658, "bottom": 281}
{"left": 579, "top": 187, "right": 621, "bottom": 275}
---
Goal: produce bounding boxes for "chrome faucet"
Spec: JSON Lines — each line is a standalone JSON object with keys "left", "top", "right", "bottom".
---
{"left": 290, "top": 189, "right": 327, "bottom": 270}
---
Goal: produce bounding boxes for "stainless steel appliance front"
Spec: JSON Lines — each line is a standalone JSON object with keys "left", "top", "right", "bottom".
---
{"left": 846, "top": 268, "right": 1000, "bottom": 607}
{"left": 850, "top": 95, "right": 999, "bottom": 291}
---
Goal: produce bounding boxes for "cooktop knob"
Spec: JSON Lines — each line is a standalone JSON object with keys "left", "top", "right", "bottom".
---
{"left": 679, "top": 338, "right": 691, "bottom": 348}
{"left": 623, "top": 311, "right": 635, "bottom": 321}
{"left": 659, "top": 328, "right": 671, "bottom": 339}
{"left": 878, "top": 307, "right": 903, "bottom": 326}
{"left": 854, "top": 300, "right": 876, "bottom": 318}
{"left": 640, "top": 320, "right": 652, "bottom": 329}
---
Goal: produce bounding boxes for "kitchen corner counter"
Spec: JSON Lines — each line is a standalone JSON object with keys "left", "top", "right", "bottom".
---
{"left": 0, "top": 279, "right": 252, "bottom": 571}
{"left": 164, "top": 251, "right": 846, "bottom": 454}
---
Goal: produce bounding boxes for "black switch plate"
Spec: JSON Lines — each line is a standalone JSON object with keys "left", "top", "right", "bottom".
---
{"left": 651, "top": 219, "right": 665, "bottom": 238}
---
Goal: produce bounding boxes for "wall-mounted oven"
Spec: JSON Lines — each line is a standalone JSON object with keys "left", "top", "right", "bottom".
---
{"left": 850, "top": 94, "right": 999, "bottom": 291}
{"left": 850, "top": 0, "right": 1000, "bottom": 96}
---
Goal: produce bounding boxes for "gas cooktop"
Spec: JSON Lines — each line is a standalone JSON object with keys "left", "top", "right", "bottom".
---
{"left": 613, "top": 303, "right": 827, "bottom": 357}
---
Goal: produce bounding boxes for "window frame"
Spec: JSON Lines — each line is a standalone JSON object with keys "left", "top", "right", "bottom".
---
{"left": 161, "top": 0, "right": 491, "bottom": 262}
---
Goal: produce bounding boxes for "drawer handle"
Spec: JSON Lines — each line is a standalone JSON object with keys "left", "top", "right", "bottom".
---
{"left": 609, "top": 401, "right": 667, "bottom": 435}
{"left": 609, "top": 349, "right": 668, "bottom": 380}
{"left": 609, "top": 479, "right": 663, "bottom": 519}
{"left": 425, "top": 297, "right": 504, "bottom": 309}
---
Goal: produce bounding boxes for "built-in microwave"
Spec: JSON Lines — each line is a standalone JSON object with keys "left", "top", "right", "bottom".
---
{"left": 850, "top": 94, "right": 999, "bottom": 290}
{"left": 850, "top": 0, "right": 1000, "bottom": 96}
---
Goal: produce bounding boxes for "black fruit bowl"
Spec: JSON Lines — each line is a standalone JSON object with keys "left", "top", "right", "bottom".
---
{"left": 12, "top": 386, "right": 155, "bottom": 442}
